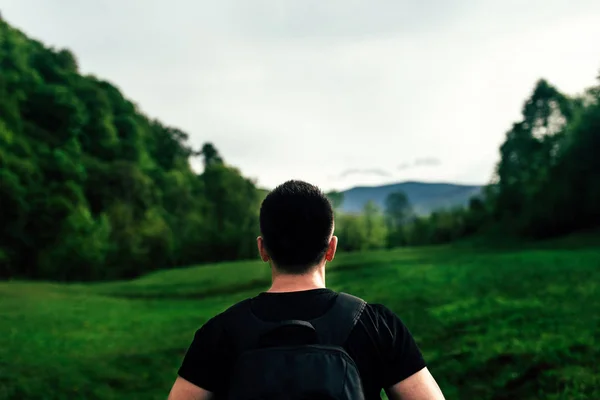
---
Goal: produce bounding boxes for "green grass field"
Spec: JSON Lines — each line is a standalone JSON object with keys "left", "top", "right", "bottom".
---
{"left": 1, "top": 237, "right": 599, "bottom": 399}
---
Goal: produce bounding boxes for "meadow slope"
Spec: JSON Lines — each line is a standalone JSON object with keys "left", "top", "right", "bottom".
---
{"left": 1, "top": 239, "right": 599, "bottom": 399}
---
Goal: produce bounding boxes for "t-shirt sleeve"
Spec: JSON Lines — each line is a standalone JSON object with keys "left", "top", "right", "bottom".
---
{"left": 373, "top": 304, "right": 427, "bottom": 388}
{"left": 177, "top": 316, "right": 232, "bottom": 393}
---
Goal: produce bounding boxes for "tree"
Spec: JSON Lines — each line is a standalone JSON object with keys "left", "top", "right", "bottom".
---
{"left": 384, "top": 191, "right": 412, "bottom": 247}
{"left": 494, "top": 79, "right": 574, "bottom": 233}
{"left": 326, "top": 191, "right": 344, "bottom": 210}
{"left": 201, "top": 163, "right": 260, "bottom": 261}
{"left": 334, "top": 213, "right": 366, "bottom": 252}
{"left": 362, "top": 200, "right": 387, "bottom": 250}
{"left": 200, "top": 142, "right": 224, "bottom": 169}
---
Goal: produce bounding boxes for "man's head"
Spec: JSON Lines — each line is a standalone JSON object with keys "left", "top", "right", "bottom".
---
{"left": 258, "top": 180, "right": 337, "bottom": 274}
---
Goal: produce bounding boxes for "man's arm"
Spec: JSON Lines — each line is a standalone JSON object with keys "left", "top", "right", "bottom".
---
{"left": 370, "top": 303, "right": 445, "bottom": 400}
{"left": 385, "top": 367, "right": 445, "bottom": 400}
{"left": 169, "top": 315, "right": 232, "bottom": 399}
{"left": 168, "top": 376, "right": 213, "bottom": 400}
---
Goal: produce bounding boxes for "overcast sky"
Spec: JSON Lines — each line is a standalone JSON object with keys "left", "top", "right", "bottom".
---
{"left": 3, "top": 0, "right": 600, "bottom": 191}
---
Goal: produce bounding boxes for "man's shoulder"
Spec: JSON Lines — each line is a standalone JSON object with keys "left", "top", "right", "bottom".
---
{"left": 362, "top": 301, "right": 399, "bottom": 316}
{"left": 332, "top": 293, "right": 398, "bottom": 323}
{"left": 195, "top": 297, "right": 255, "bottom": 331}
{"left": 356, "top": 301, "right": 410, "bottom": 333}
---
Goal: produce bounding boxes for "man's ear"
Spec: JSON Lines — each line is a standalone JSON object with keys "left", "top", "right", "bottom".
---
{"left": 257, "top": 236, "right": 270, "bottom": 262}
{"left": 325, "top": 236, "right": 338, "bottom": 262}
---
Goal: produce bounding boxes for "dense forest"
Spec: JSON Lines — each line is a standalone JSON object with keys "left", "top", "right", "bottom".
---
{"left": 1, "top": 16, "right": 598, "bottom": 281}
{"left": 0, "top": 17, "right": 262, "bottom": 281}
{"left": 333, "top": 74, "right": 600, "bottom": 250}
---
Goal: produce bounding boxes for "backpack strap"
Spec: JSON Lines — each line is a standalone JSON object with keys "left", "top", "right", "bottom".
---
{"left": 222, "top": 298, "right": 277, "bottom": 353}
{"left": 309, "top": 292, "right": 367, "bottom": 347}
{"left": 224, "top": 292, "right": 367, "bottom": 352}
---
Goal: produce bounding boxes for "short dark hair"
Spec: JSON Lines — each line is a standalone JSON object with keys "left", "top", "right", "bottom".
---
{"left": 259, "top": 180, "right": 334, "bottom": 274}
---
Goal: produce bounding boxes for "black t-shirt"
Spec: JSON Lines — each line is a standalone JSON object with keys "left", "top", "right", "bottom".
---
{"left": 177, "top": 288, "right": 426, "bottom": 399}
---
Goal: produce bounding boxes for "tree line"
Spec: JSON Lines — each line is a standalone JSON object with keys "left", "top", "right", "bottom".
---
{"left": 328, "top": 193, "right": 482, "bottom": 251}
{"left": 0, "top": 18, "right": 262, "bottom": 281}
{"left": 1, "top": 15, "right": 598, "bottom": 281}
{"left": 330, "top": 75, "right": 600, "bottom": 251}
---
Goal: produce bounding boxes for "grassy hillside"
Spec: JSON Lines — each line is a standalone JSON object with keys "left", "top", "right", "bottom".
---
{"left": 339, "top": 181, "right": 482, "bottom": 215}
{"left": 1, "top": 239, "right": 599, "bottom": 399}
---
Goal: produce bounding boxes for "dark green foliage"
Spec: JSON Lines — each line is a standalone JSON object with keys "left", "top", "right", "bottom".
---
{"left": 489, "top": 76, "right": 600, "bottom": 237}
{"left": 384, "top": 191, "right": 412, "bottom": 247}
{"left": 326, "top": 190, "right": 344, "bottom": 210}
{"left": 200, "top": 142, "right": 224, "bottom": 168}
{"left": 0, "top": 19, "right": 260, "bottom": 281}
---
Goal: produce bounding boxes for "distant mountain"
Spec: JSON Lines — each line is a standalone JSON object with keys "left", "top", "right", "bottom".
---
{"left": 338, "top": 181, "right": 483, "bottom": 215}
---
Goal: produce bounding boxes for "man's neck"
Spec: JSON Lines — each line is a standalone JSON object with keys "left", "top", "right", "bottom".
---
{"left": 268, "top": 265, "right": 326, "bottom": 293}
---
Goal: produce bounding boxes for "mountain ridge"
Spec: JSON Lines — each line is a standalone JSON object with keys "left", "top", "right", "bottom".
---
{"left": 338, "top": 181, "right": 483, "bottom": 215}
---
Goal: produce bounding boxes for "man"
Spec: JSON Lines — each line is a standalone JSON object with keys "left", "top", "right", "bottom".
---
{"left": 169, "top": 180, "right": 445, "bottom": 399}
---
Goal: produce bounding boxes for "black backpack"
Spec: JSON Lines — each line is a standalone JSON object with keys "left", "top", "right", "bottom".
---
{"left": 223, "top": 292, "right": 367, "bottom": 400}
